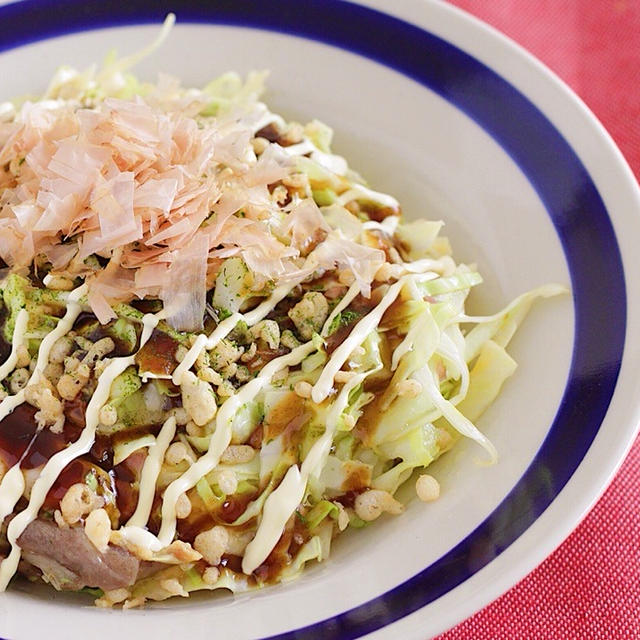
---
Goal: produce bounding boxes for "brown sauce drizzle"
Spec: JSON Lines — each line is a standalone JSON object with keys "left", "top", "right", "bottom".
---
{"left": 73, "top": 313, "right": 141, "bottom": 357}
{"left": 218, "top": 490, "right": 258, "bottom": 524}
{"left": 0, "top": 404, "right": 87, "bottom": 470}
{"left": 248, "top": 424, "right": 264, "bottom": 449}
{"left": 287, "top": 514, "right": 313, "bottom": 560}
{"left": 176, "top": 512, "right": 216, "bottom": 545}
{"left": 252, "top": 512, "right": 314, "bottom": 584}
{"left": 42, "top": 458, "right": 93, "bottom": 511}
{"left": 281, "top": 412, "right": 312, "bottom": 453}
{"left": 0, "top": 405, "right": 39, "bottom": 467}
{"left": 353, "top": 392, "right": 387, "bottom": 448}
{"left": 255, "top": 123, "right": 286, "bottom": 145}
{"left": 333, "top": 488, "right": 366, "bottom": 510}
{"left": 245, "top": 346, "right": 290, "bottom": 375}
{"left": 324, "top": 323, "right": 352, "bottom": 355}
{"left": 325, "top": 294, "right": 377, "bottom": 354}
{"left": 219, "top": 553, "right": 243, "bottom": 573}
{"left": 134, "top": 329, "right": 179, "bottom": 375}
{"left": 340, "top": 461, "right": 372, "bottom": 492}
{"left": 263, "top": 392, "right": 307, "bottom": 442}
{"left": 130, "top": 299, "right": 163, "bottom": 314}
{"left": 21, "top": 427, "right": 68, "bottom": 470}
{"left": 253, "top": 521, "right": 294, "bottom": 583}
{"left": 145, "top": 493, "right": 163, "bottom": 536}
{"left": 360, "top": 203, "right": 400, "bottom": 223}
{"left": 111, "top": 449, "right": 146, "bottom": 524}
{"left": 265, "top": 298, "right": 298, "bottom": 332}
{"left": 90, "top": 434, "right": 114, "bottom": 469}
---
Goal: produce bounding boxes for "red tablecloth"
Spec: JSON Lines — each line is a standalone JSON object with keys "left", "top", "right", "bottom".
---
{"left": 438, "top": 2, "right": 640, "bottom": 638}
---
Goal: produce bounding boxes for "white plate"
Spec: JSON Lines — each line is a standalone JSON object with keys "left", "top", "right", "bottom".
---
{"left": 0, "top": 1, "right": 638, "bottom": 638}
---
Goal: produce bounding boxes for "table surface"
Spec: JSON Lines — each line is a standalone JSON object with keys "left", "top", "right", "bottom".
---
{"left": 437, "top": 2, "right": 640, "bottom": 638}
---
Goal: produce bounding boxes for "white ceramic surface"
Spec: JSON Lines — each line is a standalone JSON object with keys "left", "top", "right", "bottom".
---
{"left": 0, "top": 1, "right": 637, "bottom": 638}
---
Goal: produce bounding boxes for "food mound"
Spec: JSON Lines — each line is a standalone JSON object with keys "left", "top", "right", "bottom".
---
{"left": 0, "top": 20, "right": 562, "bottom": 608}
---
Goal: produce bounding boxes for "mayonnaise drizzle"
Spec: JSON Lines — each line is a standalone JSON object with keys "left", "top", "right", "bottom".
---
{"left": 362, "top": 216, "right": 400, "bottom": 236}
{"left": 312, "top": 272, "right": 441, "bottom": 405}
{"left": 172, "top": 281, "right": 304, "bottom": 386}
{"left": 311, "top": 149, "right": 348, "bottom": 176}
{"left": 0, "top": 285, "right": 87, "bottom": 424}
{"left": 391, "top": 330, "right": 416, "bottom": 372}
{"left": 140, "top": 371, "right": 173, "bottom": 383}
{"left": 281, "top": 137, "right": 349, "bottom": 175}
{"left": 0, "top": 285, "right": 87, "bottom": 542}
{"left": 0, "top": 308, "right": 161, "bottom": 590}
{"left": 0, "top": 466, "right": 25, "bottom": 526}
{"left": 157, "top": 340, "right": 315, "bottom": 547}
{"left": 115, "top": 526, "right": 164, "bottom": 553}
{"left": 312, "top": 278, "right": 405, "bottom": 404}
{"left": 126, "top": 416, "right": 176, "bottom": 528}
{"left": 390, "top": 277, "right": 436, "bottom": 371}
{"left": 320, "top": 281, "right": 360, "bottom": 336}
{"left": 242, "top": 367, "right": 373, "bottom": 574}
{"left": 401, "top": 256, "right": 455, "bottom": 275}
{"left": 282, "top": 140, "right": 316, "bottom": 157}
{"left": 242, "top": 466, "right": 305, "bottom": 573}
{"left": 336, "top": 184, "right": 400, "bottom": 210}
{"left": 0, "top": 308, "right": 28, "bottom": 381}
{"left": 113, "top": 433, "right": 156, "bottom": 466}
{"left": 251, "top": 108, "right": 286, "bottom": 136}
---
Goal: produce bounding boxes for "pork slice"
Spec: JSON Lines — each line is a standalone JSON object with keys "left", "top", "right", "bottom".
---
{"left": 17, "top": 518, "right": 140, "bottom": 591}
{"left": 20, "top": 552, "right": 85, "bottom": 591}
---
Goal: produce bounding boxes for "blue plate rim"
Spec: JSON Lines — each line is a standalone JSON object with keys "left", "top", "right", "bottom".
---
{"left": 0, "top": 1, "right": 627, "bottom": 638}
